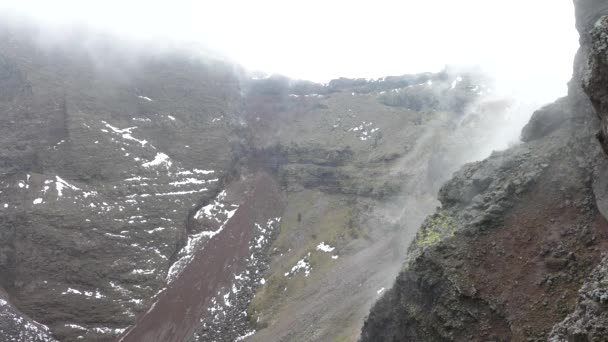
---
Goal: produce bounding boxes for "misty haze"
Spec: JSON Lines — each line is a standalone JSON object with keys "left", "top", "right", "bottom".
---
{"left": 1, "top": 1, "right": 608, "bottom": 342}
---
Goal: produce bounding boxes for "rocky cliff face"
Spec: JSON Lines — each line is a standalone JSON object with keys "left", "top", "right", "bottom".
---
{"left": 0, "top": 17, "right": 521, "bottom": 341}
{"left": 235, "top": 68, "right": 518, "bottom": 342}
{"left": 361, "top": 1, "right": 608, "bottom": 341}
{"left": 0, "top": 21, "right": 245, "bottom": 342}
{"left": 2, "top": 7, "right": 594, "bottom": 342}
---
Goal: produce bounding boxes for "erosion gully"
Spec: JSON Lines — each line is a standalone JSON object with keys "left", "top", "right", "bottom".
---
{"left": 117, "top": 172, "right": 283, "bottom": 342}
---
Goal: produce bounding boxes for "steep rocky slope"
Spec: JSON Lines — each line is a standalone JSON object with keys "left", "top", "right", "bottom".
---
{"left": 361, "top": 1, "right": 608, "bottom": 341}
{"left": 239, "top": 72, "right": 516, "bottom": 342}
{"left": 0, "top": 21, "right": 244, "bottom": 342}
{"left": 0, "top": 13, "right": 550, "bottom": 342}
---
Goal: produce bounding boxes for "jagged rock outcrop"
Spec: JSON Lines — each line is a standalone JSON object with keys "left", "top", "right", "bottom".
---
{"left": 549, "top": 255, "right": 608, "bottom": 341}
{"left": 539, "top": 2, "right": 608, "bottom": 341}
{"left": 521, "top": 97, "right": 574, "bottom": 142}
{"left": 361, "top": 1, "right": 608, "bottom": 341}
{"left": 579, "top": 1, "right": 608, "bottom": 155}
{"left": 362, "top": 99, "right": 603, "bottom": 340}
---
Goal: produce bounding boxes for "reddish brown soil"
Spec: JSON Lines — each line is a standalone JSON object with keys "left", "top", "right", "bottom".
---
{"left": 465, "top": 161, "right": 608, "bottom": 340}
{"left": 117, "top": 172, "right": 283, "bottom": 342}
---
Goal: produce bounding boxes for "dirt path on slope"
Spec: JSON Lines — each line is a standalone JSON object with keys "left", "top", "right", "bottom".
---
{"left": 117, "top": 172, "right": 283, "bottom": 342}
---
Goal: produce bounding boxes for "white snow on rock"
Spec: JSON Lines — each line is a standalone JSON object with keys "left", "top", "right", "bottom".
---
{"left": 124, "top": 176, "right": 149, "bottom": 182}
{"left": 103, "top": 122, "right": 137, "bottom": 135}
{"left": 193, "top": 217, "right": 280, "bottom": 340}
{"left": 235, "top": 331, "right": 256, "bottom": 341}
{"left": 167, "top": 190, "right": 239, "bottom": 282}
{"left": 154, "top": 189, "right": 208, "bottom": 196}
{"left": 92, "top": 326, "right": 126, "bottom": 335}
{"left": 33, "top": 198, "right": 43, "bottom": 205}
{"left": 377, "top": 287, "right": 385, "bottom": 295}
{"left": 62, "top": 288, "right": 105, "bottom": 299}
{"left": 131, "top": 269, "right": 155, "bottom": 275}
{"left": 142, "top": 153, "right": 172, "bottom": 168}
{"left": 316, "top": 242, "right": 335, "bottom": 253}
{"left": 169, "top": 178, "right": 207, "bottom": 186}
{"left": 102, "top": 121, "right": 148, "bottom": 146}
{"left": 167, "top": 115, "right": 176, "bottom": 121}
{"left": 348, "top": 121, "right": 379, "bottom": 142}
{"left": 104, "top": 232, "right": 128, "bottom": 239}
{"left": 193, "top": 190, "right": 237, "bottom": 221}
{"left": 65, "top": 324, "right": 88, "bottom": 331}
{"left": 0, "top": 299, "right": 56, "bottom": 341}
{"left": 451, "top": 76, "right": 463, "bottom": 89}
{"left": 138, "top": 95, "right": 153, "bottom": 102}
{"left": 146, "top": 227, "right": 165, "bottom": 234}
{"left": 121, "top": 133, "right": 148, "bottom": 147}
{"left": 132, "top": 117, "right": 152, "bottom": 123}
{"left": 62, "top": 288, "right": 82, "bottom": 295}
{"left": 56, "top": 176, "right": 80, "bottom": 197}
{"left": 193, "top": 169, "right": 214, "bottom": 175}
{"left": 285, "top": 253, "right": 312, "bottom": 277}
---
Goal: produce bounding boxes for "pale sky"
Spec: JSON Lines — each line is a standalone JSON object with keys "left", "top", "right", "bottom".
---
{"left": 0, "top": 0, "right": 579, "bottom": 103}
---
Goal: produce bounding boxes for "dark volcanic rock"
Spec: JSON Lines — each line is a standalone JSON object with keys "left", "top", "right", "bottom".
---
{"left": 0, "top": 292, "right": 57, "bottom": 342}
{"left": 549, "top": 255, "right": 608, "bottom": 341}
{"left": 361, "top": 1, "right": 608, "bottom": 341}
{"left": 574, "top": 0, "right": 608, "bottom": 34}
{"left": 0, "top": 21, "right": 242, "bottom": 342}
{"left": 521, "top": 97, "right": 575, "bottom": 142}
{"left": 580, "top": 3, "right": 608, "bottom": 155}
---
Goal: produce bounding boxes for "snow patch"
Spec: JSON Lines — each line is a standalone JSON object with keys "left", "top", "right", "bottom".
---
{"left": 146, "top": 227, "right": 165, "bottom": 234}
{"left": 316, "top": 242, "right": 335, "bottom": 253}
{"left": 155, "top": 189, "right": 208, "bottom": 196}
{"left": 193, "top": 169, "right": 214, "bottom": 175}
{"left": 56, "top": 176, "right": 80, "bottom": 197}
{"left": 62, "top": 288, "right": 82, "bottom": 295}
{"left": 285, "top": 253, "right": 312, "bottom": 277}
{"left": 65, "top": 324, "right": 88, "bottom": 331}
{"left": 235, "top": 331, "right": 256, "bottom": 341}
{"left": 142, "top": 153, "right": 172, "bottom": 168}
{"left": 169, "top": 178, "right": 207, "bottom": 186}
{"left": 131, "top": 269, "right": 155, "bottom": 275}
